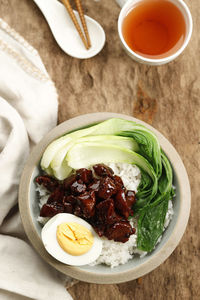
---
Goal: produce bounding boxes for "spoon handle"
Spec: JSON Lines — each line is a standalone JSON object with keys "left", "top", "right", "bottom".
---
{"left": 32, "top": 0, "right": 106, "bottom": 58}
{"left": 32, "top": 0, "right": 89, "bottom": 51}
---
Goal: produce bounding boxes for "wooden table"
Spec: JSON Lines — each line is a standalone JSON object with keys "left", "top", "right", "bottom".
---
{"left": 1, "top": 0, "right": 199, "bottom": 299}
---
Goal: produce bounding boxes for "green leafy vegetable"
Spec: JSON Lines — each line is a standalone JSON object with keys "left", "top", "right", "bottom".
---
{"left": 137, "top": 192, "right": 170, "bottom": 252}
{"left": 67, "top": 142, "right": 157, "bottom": 181}
{"left": 136, "top": 151, "right": 174, "bottom": 251}
{"left": 118, "top": 130, "right": 162, "bottom": 178}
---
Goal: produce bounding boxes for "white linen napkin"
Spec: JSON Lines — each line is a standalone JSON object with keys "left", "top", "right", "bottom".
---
{"left": 0, "top": 18, "right": 73, "bottom": 300}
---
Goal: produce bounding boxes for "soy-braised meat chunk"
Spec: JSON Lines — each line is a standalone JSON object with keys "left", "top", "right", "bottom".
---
{"left": 40, "top": 202, "right": 64, "bottom": 217}
{"left": 63, "top": 202, "right": 73, "bottom": 214}
{"left": 92, "top": 223, "right": 106, "bottom": 237}
{"left": 98, "top": 177, "right": 117, "bottom": 199}
{"left": 64, "top": 195, "right": 77, "bottom": 206}
{"left": 76, "top": 168, "right": 93, "bottom": 183}
{"left": 126, "top": 190, "right": 136, "bottom": 208}
{"left": 96, "top": 198, "right": 114, "bottom": 223}
{"left": 35, "top": 175, "right": 59, "bottom": 192}
{"left": 105, "top": 221, "right": 135, "bottom": 243}
{"left": 70, "top": 179, "right": 86, "bottom": 195}
{"left": 73, "top": 206, "right": 82, "bottom": 217}
{"left": 113, "top": 175, "right": 124, "bottom": 190}
{"left": 93, "top": 164, "right": 114, "bottom": 177}
{"left": 47, "top": 187, "right": 64, "bottom": 204}
{"left": 88, "top": 179, "right": 100, "bottom": 192}
{"left": 63, "top": 195, "right": 76, "bottom": 213}
{"left": 115, "top": 189, "right": 129, "bottom": 219}
{"left": 77, "top": 191, "right": 96, "bottom": 218}
{"left": 96, "top": 199, "right": 122, "bottom": 224}
{"left": 63, "top": 174, "right": 76, "bottom": 190}
{"left": 37, "top": 165, "right": 137, "bottom": 243}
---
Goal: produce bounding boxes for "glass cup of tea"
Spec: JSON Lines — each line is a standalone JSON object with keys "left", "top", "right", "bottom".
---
{"left": 117, "top": 0, "right": 193, "bottom": 65}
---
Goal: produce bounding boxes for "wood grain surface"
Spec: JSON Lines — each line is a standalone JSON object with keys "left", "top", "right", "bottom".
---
{"left": 1, "top": 0, "right": 199, "bottom": 299}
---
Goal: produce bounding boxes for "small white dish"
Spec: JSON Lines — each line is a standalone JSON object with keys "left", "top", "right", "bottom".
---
{"left": 33, "top": 0, "right": 106, "bottom": 59}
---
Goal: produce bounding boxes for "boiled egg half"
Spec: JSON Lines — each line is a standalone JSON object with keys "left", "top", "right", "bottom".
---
{"left": 41, "top": 213, "right": 102, "bottom": 266}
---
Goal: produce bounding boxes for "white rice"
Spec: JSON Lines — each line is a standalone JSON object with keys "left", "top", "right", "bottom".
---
{"left": 107, "top": 162, "right": 141, "bottom": 192}
{"left": 36, "top": 163, "right": 174, "bottom": 268}
{"left": 91, "top": 198, "right": 174, "bottom": 267}
{"left": 35, "top": 185, "right": 50, "bottom": 225}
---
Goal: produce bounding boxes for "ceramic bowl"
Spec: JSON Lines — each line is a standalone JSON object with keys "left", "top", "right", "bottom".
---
{"left": 19, "top": 112, "right": 191, "bottom": 284}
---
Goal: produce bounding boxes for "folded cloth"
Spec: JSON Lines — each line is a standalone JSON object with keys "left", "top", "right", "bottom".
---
{"left": 0, "top": 19, "right": 73, "bottom": 300}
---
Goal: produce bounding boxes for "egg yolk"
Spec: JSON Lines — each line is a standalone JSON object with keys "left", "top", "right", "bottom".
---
{"left": 56, "top": 222, "right": 94, "bottom": 256}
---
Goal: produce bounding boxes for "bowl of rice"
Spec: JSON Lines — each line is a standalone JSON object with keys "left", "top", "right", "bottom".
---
{"left": 19, "top": 112, "right": 191, "bottom": 284}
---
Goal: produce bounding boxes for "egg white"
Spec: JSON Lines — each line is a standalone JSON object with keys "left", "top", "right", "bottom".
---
{"left": 41, "top": 213, "right": 102, "bottom": 266}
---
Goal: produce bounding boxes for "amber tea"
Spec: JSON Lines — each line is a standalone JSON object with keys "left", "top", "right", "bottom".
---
{"left": 122, "top": 0, "right": 186, "bottom": 59}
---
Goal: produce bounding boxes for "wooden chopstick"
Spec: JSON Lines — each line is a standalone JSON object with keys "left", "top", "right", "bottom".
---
{"left": 74, "top": 0, "right": 91, "bottom": 48}
{"left": 61, "top": 0, "right": 89, "bottom": 50}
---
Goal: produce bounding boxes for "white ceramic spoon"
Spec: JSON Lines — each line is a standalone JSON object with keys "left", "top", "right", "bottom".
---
{"left": 33, "top": 0, "right": 106, "bottom": 59}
